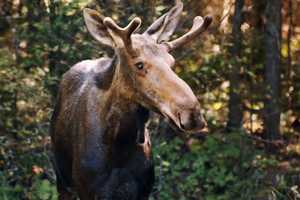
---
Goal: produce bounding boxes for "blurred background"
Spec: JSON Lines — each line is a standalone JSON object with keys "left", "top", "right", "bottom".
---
{"left": 0, "top": 0, "right": 300, "bottom": 199}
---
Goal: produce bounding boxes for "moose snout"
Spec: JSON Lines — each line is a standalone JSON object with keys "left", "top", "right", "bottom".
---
{"left": 178, "top": 108, "right": 207, "bottom": 132}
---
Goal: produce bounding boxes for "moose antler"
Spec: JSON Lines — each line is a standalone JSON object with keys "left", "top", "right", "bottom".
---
{"left": 104, "top": 17, "right": 141, "bottom": 52}
{"left": 164, "top": 15, "right": 212, "bottom": 51}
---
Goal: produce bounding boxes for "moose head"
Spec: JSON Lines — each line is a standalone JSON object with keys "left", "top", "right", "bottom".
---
{"left": 83, "top": 1, "right": 212, "bottom": 133}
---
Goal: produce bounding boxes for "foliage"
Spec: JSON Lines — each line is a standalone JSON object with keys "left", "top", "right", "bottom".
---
{"left": 0, "top": 0, "right": 300, "bottom": 199}
{"left": 151, "top": 131, "right": 300, "bottom": 200}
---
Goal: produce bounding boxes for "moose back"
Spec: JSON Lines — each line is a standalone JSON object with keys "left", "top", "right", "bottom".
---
{"left": 50, "top": 1, "right": 212, "bottom": 199}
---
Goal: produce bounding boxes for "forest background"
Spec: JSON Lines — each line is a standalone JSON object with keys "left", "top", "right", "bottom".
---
{"left": 0, "top": 0, "right": 300, "bottom": 199}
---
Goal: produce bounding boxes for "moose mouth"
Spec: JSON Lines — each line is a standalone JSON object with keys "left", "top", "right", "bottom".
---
{"left": 160, "top": 109, "right": 199, "bottom": 133}
{"left": 139, "top": 101, "right": 206, "bottom": 133}
{"left": 163, "top": 114, "right": 185, "bottom": 133}
{"left": 178, "top": 112, "right": 188, "bottom": 131}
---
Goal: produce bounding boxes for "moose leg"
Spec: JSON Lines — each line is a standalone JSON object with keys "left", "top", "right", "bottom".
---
{"left": 52, "top": 148, "right": 74, "bottom": 200}
{"left": 111, "top": 169, "right": 138, "bottom": 200}
{"left": 57, "top": 175, "right": 75, "bottom": 200}
{"left": 93, "top": 168, "right": 139, "bottom": 200}
{"left": 75, "top": 164, "right": 139, "bottom": 200}
{"left": 73, "top": 130, "right": 138, "bottom": 199}
{"left": 57, "top": 186, "right": 74, "bottom": 200}
{"left": 73, "top": 152, "right": 116, "bottom": 199}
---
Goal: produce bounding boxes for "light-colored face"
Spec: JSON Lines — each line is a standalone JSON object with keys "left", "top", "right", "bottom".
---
{"left": 83, "top": 2, "right": 212, "bottom": 132}
{"left": 121, "top": 35, "right": 206, "bottom": 132}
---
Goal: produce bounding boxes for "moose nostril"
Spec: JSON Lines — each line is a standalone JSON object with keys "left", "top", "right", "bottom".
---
{"left": 197, "top": 112, "right": 207, "bottom": 129}
{"left": 179, "top": 110, "right": 207, "bottom": 131}
{"left": 179, "top": 111, "right": 195, "bottom": 130}
{"left": 198, "top": 119, "right": 207, "bottom": 130}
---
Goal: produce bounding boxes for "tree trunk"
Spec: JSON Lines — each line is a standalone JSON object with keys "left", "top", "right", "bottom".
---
{"left": 227, "top": 0, "right": 244, "bottom": 131}
{"left": 263, "top": 0, "right": 282, "bottom": 142}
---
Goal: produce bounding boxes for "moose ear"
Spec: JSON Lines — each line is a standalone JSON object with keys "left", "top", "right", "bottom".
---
{"left": 144, "top": 1, "right": 183, "bottom": 43}
{"left": 83, "top": 8, "right": 114, "bottom": 47}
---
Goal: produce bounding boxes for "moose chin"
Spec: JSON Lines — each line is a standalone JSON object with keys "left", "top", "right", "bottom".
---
{"left": 50, "top": 1, "right": 212, "bottom": 199}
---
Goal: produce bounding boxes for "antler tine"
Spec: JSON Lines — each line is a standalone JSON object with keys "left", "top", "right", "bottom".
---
{"left": 103, "top": 17, "right": 141, "bottom": 45}
{"left": 165, "top": 15, "right": 212, "bottom": 51}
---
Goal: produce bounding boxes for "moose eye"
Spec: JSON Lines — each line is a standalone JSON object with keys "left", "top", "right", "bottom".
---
{"left": 135, "top": 62, "right": 144, "bottom": 70}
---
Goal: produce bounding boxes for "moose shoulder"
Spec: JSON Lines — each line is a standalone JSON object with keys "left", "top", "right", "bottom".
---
{"left": 50, "top": 1, "right": 212, "bottom": 199}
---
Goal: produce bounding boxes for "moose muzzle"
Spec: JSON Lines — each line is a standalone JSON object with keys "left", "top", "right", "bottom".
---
{"left": 160, "top": 98, "right": 207, "bottom": 133}
{"left": 178, "top": 105, "right": 207, "bottom": 132}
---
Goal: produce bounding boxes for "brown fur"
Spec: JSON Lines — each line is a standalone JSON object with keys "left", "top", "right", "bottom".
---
{"left": 51, "top": 1, "right": 211, "bottom": 199}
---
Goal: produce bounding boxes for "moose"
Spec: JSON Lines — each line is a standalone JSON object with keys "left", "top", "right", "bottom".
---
{"left": 50, "top": 1, "right": 212, "bottom": 199}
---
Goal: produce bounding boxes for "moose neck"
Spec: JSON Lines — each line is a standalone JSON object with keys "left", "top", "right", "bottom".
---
{"left": 107, "top": 49, "right": 136, "bottom": 104}
{"left": 100, "top": 51, "right": 147, "bottom": 142}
